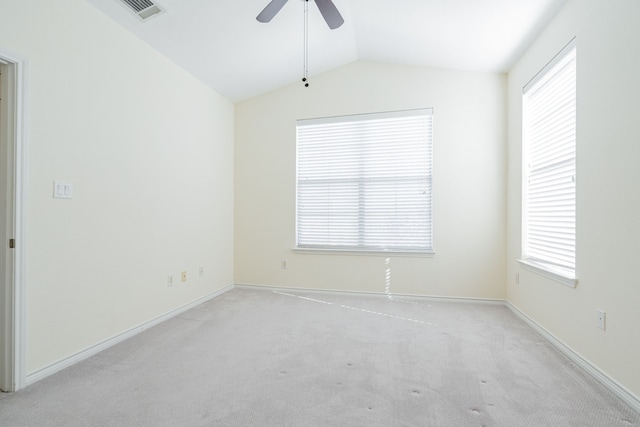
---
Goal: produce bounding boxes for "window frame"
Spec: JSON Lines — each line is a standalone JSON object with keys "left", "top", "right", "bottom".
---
{"left": 520, "top": 38, "right": 578, "bottom": 287}
{"left": 295, "top": 108, "right": 434, "bottom": 256}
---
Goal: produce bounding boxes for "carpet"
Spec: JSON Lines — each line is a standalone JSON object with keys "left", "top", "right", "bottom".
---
{"left": 0, "top": 287, "right": 638, "bottom": 426}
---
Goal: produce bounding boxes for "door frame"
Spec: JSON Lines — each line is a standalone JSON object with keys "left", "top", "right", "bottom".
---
{"left": 0, "top": 48, "right": 27, "bottom": 392}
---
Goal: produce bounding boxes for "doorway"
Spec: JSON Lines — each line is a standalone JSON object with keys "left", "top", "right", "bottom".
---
{"left": 0, "top": 50, "right": 25, "bottom": 392}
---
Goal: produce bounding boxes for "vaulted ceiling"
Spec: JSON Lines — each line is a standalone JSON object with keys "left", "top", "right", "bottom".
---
{"left": 86, "top": 0, "right": 567, "bottom": 102}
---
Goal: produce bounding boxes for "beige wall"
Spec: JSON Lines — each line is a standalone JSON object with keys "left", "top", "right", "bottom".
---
{"left": 8, "top": 0, "right": 636, "bottom": 405}
{"left": 235, "top": 61, "right": 506, "bottom": 299}
{"left": 507, "top": 0, "right": 640, "bottom": 399}
{"left": 0, "top": 0, "right": 234, "bottom": 373}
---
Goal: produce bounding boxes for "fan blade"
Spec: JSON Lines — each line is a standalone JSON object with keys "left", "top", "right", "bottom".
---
{"left": 314, "top": 0, "right": 344, "bottom": 29}
{"left": 256, "top": 0, "right": 289, "bottom": 23}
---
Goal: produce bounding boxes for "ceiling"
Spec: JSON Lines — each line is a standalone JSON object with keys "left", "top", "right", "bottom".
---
{"left": 86, "top": 0, "right": 567, "bottom": 103}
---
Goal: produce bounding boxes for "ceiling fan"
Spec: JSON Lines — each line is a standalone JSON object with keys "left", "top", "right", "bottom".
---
{"left": 257, "top": 0, "right": 344, "bottom": 29}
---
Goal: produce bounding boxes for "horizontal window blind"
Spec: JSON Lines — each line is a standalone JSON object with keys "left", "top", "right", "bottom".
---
{"left": 296, "top": 109, "right": 433, "bottom": 252}
{"left": 523, "top": 40, "right": 576, "bottom": 277}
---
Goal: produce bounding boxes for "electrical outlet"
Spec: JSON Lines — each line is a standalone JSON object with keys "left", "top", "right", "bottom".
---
{"left": 167, "top": 275, "right": 174, "bottom": 287}
{"left": 597, "top": 309, "right": 606, "bottom": 330}
{"left": 181, "top": 271, "right": 187, "bottom": 282}
{"left": 281, "top": 259, "right": 287, "bottom": 270}
{"left": 199, "top": 266, "right": 204, "bottom": 277}
{"left": 515, "top": 272, "right": 520, "bottom": 284}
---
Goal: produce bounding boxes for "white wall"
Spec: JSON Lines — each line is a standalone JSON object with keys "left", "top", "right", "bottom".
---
{"left": 507, "top": 0, "right": 640, "bottom": 399}
{"left": 4, "top": 0, "right": 635, "bottom": 405}
{"left": 0, "top": 0, "right": 234, "bottom": 374}
{"left": 235, "top": 61, "right": 506, "bottom": 299}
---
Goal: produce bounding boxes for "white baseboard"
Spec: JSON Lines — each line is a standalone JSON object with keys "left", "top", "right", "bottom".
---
{"left": 234, "top": 282, "right": 506, "bottom": 305}
{"left": 507, "top": 302, "right": 640, "bottom": 414}
{"left": 25, "top": 284, "right": 234, "bottom": 387}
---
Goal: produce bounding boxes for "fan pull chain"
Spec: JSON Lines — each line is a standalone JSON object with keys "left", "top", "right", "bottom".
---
{"left": 302, "top": 0, "right": 309, "bottom": 87}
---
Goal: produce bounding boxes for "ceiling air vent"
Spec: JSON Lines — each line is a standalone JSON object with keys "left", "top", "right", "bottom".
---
{"left": 119, "top": 0, "right": 164, "bottom": 21}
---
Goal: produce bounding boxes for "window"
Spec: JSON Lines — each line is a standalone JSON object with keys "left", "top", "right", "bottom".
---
{"left": 521, "top": 39, "right": 577, "bottom": 285}
{"left": 296, "top": 109, "right": 433, "bottom": 254}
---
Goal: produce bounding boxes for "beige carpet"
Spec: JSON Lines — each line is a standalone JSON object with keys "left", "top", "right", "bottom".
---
{"left": 1, "top": 287, "right": 638, "bottom": 426}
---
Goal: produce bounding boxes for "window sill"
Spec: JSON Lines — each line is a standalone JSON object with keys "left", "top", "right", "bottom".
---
{"left": 518, "top": 259, "right": 578, "bottom": 288}
{"left": 293, "top": 248, "right": 435, "bottom": 258}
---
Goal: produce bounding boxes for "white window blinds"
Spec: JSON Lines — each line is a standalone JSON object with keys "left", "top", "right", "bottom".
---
{"left": 522, "top": 40, "right": 576, "bottom": 279}
{"left": 296, "top": 109, "right": 433, "bottom": 253}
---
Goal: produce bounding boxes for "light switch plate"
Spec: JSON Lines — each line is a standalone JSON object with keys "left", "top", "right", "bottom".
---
{"left": 53, "top": 181, "right": 73, "bottom": 199}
